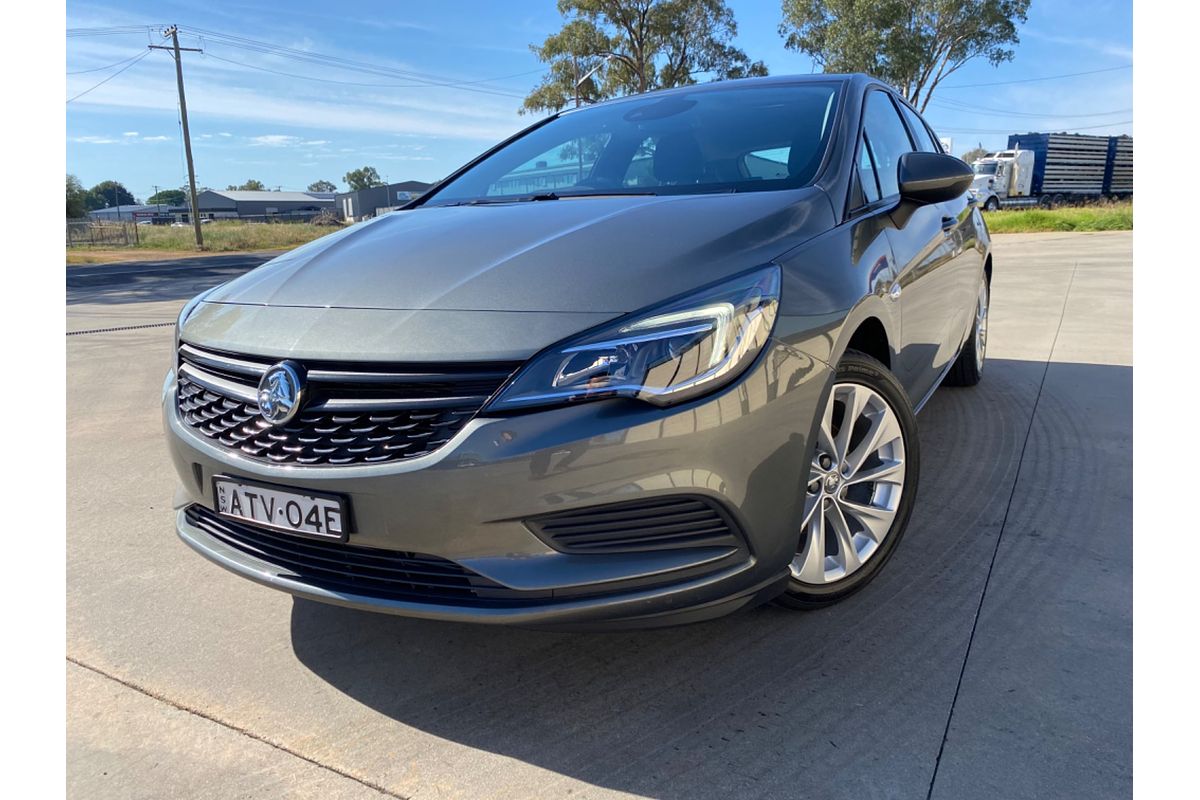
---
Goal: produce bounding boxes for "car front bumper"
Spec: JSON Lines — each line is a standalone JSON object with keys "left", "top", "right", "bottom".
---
{"left": 165, "top": 338, "right": 831, "bottom": 628}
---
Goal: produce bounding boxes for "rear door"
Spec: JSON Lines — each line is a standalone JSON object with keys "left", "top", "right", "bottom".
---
{"left": 860, "top": 90, "right": 960, "bottom": 404}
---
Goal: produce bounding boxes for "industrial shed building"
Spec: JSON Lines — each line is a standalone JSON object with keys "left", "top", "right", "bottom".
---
{"left": 335, "top": 181, "right": 433, "bottom": 221}
{"left": 195, "top": 190, "right": 334, "bottom": 220}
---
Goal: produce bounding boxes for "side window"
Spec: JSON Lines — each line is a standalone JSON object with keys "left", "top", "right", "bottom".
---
{"left": 898, "top": 102, "right": 940, "bottom": 153}
{"left": 856, "top": 135, "right": 881, "bottom": 205}
{"left": 862, "top": 91, "right": 916, "bottom": 197}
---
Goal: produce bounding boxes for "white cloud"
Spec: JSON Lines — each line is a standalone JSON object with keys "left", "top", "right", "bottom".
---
{"left": 122, "top": 131, "right": 138, "bottom": 137}
{"left": 250, "top": 134, "right": 302, "bottom": 147}
{"left": 142, "top": 135, "right": 170, "bottom": 142}
{"left": 1022, "top": 29, "right": 1133, "bottom": 60}
{"left": 71, "top": 135, "right": 119, "bottom": 145}
{"left": 218, "top": 132, "right": 233, "bottom": 137}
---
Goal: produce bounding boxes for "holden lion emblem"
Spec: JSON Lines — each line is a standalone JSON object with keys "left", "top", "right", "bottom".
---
{"left": 256, "top": 361, "right": 305, "bottom": 426}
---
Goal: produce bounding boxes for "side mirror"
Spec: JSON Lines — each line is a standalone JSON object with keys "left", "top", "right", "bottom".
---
{"left": 897, "top": 152, "right": 974, "bottom": 205}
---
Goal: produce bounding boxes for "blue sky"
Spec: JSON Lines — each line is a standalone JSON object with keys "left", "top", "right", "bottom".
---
{"left": 66, "top": 0, "right": 1132, "bottom": 202}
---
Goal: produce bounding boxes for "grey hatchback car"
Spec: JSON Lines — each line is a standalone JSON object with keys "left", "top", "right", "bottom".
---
{"left": 164, "top": 73, "right": 989, "bottom": 628}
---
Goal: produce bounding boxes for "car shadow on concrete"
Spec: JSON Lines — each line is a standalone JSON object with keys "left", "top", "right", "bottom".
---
{"left": 286, "top": 359, "right": 1131, "bottom": 799}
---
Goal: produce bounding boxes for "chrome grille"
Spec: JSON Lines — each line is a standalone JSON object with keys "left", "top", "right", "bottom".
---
{"left": 176, "top": 343, "right": 519, "bottom": 466}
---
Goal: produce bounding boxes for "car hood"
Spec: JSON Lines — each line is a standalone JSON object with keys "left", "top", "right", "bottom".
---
{"left": 205, "top": 189, "right": 834, "bottom": 313}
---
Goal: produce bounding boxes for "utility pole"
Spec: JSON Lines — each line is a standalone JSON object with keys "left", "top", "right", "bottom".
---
{"left": 150, "top": 27, "right": 203, "bottom": 249}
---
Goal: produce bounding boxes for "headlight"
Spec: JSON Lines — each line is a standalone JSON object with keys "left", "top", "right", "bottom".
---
{"left": 487, "top": 265, "right": 780, "bottom": 410}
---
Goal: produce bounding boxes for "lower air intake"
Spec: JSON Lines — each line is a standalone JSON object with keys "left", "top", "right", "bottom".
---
{"left": 526, "top": 495, "right": 742, "bottom": 554}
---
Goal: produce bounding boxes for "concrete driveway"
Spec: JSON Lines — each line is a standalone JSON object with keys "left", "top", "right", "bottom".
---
{"left": 66, "top": 231, "right": 1132, "bottom": 799}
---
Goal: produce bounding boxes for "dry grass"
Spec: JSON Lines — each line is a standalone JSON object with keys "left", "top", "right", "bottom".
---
{"left": 982, "top": 202, "right": 1132, "bottom": 233}
{"left": 136, "top": 221, "right": 338, "bottom": 251}
{"left": 66, "top": 220, "right": 340, "bottom": 263}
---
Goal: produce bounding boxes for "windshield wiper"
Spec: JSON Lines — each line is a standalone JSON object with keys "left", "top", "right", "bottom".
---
{"left": 524, "top": 190, "right": 658, "bottom": 201}
{"left": 435, "top": 190, "right": 657, "bottom": 207}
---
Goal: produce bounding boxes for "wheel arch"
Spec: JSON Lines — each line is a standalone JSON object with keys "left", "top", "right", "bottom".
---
{"left": 829, "top": 296, "right": 897, "bottom": 370}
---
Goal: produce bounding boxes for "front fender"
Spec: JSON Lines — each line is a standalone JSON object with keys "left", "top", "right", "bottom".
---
{"left": 771, "top": 214, "right": 901, "bottom": 370}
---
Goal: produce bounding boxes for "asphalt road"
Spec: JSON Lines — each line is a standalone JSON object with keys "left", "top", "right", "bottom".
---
{"left": 66, "top": 232, "right": 1132, "bottom": 799}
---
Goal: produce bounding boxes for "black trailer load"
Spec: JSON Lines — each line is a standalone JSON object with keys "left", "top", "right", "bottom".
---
{"left": 1106, "top": 135, "right": 1133, "bottom": 195}
{"left": 1006, "top": 132, "right": 1133, "bottom": 200}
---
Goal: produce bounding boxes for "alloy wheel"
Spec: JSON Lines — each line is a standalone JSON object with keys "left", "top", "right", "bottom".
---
{"left": 975, "top": 281, "right": 989, "bottom": 371}
{"left": 790, "top": 383, "right": 907, "bottom": 585}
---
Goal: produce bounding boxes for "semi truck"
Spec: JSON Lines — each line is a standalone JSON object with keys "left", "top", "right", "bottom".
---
{"left": 970, "top": 132, "right": 1132, "bottom": 210}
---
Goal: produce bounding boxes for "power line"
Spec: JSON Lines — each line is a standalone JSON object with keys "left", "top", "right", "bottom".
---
{"left": 176, "top": 26, "right": 529, "bottom": 98}
{"left": 67, "top": 51, "right": 147, "bottom": 74}
{"left": 941, "top": 64, "right": 1131, "bottom": 89}
{"left": 930, "top": 97, "right": 1133, "bottom": 119}
{"left": 66, "top": 25, "right": 161, "bottom": 37}
{"left": 66, "top": 49, "right": 152, "bottom": 103}
{"left": 66, "top": 23, "right": 536, "bottom": 100}
{"left": 201, "top": 50, "right": 541, "bottom": 91}
{"left": 935, "top": 120, "right": 1132, "bottom": 133}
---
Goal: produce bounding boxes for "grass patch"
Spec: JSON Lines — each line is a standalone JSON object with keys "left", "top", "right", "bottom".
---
{"left": 982, "top": 203, "right": 1132, "bottom": 233}
{"left": 135, "top": 221, "right": 338, "bottom": 251}
{"left": 66, "top": 220, "right": 340, "bottom": 263}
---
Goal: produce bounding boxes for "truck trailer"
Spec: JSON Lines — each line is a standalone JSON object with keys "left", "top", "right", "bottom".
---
{"left": 971, "top": 132, "right": 1133, "bottom": 210}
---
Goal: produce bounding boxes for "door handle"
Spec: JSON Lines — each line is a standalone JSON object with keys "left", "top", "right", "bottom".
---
{"left": 941, "top": 216, "right": 956, "bottom": 234}
{"left": 888, "top": 282, "right": 902, "bottom": 301}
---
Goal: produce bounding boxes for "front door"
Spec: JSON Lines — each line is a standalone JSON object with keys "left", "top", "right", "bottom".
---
{"left": 857, "top": 89, "right": 960, "bottom": 404}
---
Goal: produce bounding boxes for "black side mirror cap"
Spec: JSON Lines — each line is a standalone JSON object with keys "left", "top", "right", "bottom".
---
{"left": 897, "top": 152, "right": 974, "bottom": 205}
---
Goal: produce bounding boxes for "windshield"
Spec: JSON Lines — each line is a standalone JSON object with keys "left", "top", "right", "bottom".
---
{"left": 973, "top": 162, "right": 998, "bottom": 175}
{"left": 422, "top": 83, "right": 841, "bottom": 206}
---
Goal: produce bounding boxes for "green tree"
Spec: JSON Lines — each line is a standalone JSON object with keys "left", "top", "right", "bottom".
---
{"left": 779, "top": 0, "right": 1030, "bottom": 112}
{"left": 960, "top": 144, "right": 990, "bottom": 163}
{"left": 226, "top": 179, "right": 266, "bottom": 191}
{"left": 85, "top": 180, "right": 136, "bottom": 210}
{"left": 307, "top": 179, "right": 338, "bottom": 193}
{"left": 523, "top": 0, "right": 767, "bottom": 114}
{"left": 147, "top": 188, "right": 187, "bottom": 206}
{"left": 66, "top": 175, "right": 88, "bottom": 218}
{"left": 343, "top": 166, "right": 384, "bottom": 191}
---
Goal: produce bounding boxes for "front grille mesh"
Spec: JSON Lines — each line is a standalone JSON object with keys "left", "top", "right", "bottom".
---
{"left": 526, "top": 495, "right": 742, "bottom": 554}
{"left": 176, "top": 343, "right": 518, "bottom": 466}
{"left": 177, "top": 379, "right": 476, "bottom": 466}
{"left": 186, "top": 506, "right": 546, "bottom": 605}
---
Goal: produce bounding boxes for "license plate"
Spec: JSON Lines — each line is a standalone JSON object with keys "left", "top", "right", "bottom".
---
{"left": 212, "top": 476, "right": 348, "bottom": 541}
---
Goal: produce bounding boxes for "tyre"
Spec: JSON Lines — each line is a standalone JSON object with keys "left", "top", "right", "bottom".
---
{"left": 777, "top": 351, "right": 920, "bottom": 609}
{"left": 944, "top": 276, "right": 989, "bottom": 387}
{"left": 983, "top": 196, "right": 1000, "bottom": 212}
